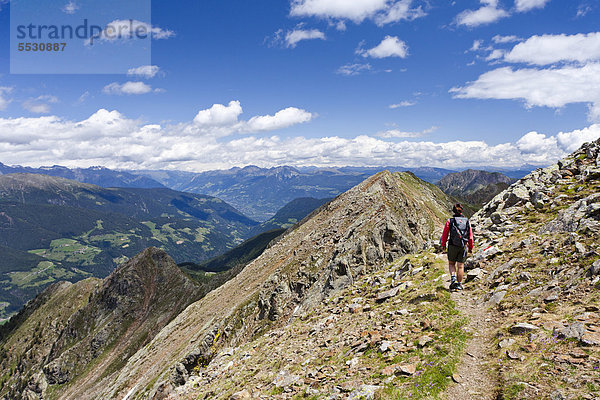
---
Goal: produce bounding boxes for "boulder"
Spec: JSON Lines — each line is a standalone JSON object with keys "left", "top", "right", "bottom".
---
{"left": 509, "top": 323, "right": 539, "bottom": 335}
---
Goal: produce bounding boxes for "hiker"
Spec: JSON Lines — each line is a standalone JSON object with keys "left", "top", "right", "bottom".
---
{"left": 441, "top": 203, "right": 473, "bottom": 291}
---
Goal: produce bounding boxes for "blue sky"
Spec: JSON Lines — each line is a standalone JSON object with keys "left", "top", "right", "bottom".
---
{"left": 1, "top": 0, "right": 600, "bottom": 171}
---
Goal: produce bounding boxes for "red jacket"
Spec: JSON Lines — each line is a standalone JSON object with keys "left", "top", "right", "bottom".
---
{"left": 441, "top": 217, "right": 473, "bottom": 251}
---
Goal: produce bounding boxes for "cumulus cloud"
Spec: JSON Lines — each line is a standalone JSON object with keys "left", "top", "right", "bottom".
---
{"left": 22, "top": 95, "right": 59, "bottom": 114}
{"left": 503, "top": 32, "right": 600, "bottom": 65}
{"left": 358, "top": 36, "right": 408, "bottom": 58}
{"left": 451, "top": 63, "right": 600, "bottom": 121}
{"left": 0, "top": 87, "right": 12, "bottom": 111}
{"left": 285, "top": 29, "right": 326, "bottom": 48}
{"left": 336, "top": 63, "right": 372, "bottom": 76}
{"left": 0, "top": 103, "right": 322, "bottom": 170}
{"left": 245, "top": 108, "right": 314, "bottom": 131}
{"left": 193, "top": 101, "right": 243, "bottom": 126}
{"left": 0, "top": 108, "right": 596, "bottom": 170}
{"left": 456, "top": 0, "right": 509, "bottom": 27}
{"left": 103, "top": 81, "right": 156, "bottom": 95}
{"left": 289, "top": 0, "right": 425, "bottom": 26}
{"left": 515, "top": 0, "right": 551, "bottom": 13}
{"left": 127, "top": 65, "right": 161, "bottom": 79}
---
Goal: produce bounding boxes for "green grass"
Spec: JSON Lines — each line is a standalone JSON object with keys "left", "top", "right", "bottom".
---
{"left": 29, "top": 239, "right": 102, "bottom": 265}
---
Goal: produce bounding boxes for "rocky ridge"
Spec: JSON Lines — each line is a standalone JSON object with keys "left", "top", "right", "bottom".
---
{"left": 0, "top": 247, "right": 204, "bottom": 400}
{"left": 81, "top": 171, "right": 453, "bottom": 399}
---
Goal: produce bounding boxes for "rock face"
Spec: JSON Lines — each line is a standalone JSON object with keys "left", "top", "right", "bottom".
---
{"left": 73, "top": 171, "right": 452, "bottom": 399}
{"left": 0, "top": 247, "right": 203, "bottom": 400}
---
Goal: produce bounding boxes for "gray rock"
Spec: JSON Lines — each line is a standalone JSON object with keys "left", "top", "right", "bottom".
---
{"left": 575, "top": 242, "right": 586, "bottom": 254}
{"left": 487, "top": 291, "right": 506, "bottom": 306}
{"left": 418, "top": 335, "right": 433, "bottom": 348}
{"left": 544, "top": 292, "right": 559, "bottom": 303}
{"left": 587, "top": 260, "right": 600, "bottom": 278}
{"left": 556, "top": 322, "right": 585, "bottom": 340}
{"left": 550, "top": 390, "right": 566, "bottom": 400}
{"left": 498, "top": 338, "right": 515, "bottom": 348}
{"left": 230, "top": 389, "right": 252, "bottom": 399}
{"left": 466, "top": 268, "right": 484, "bottom": 282}
{"left": 517, "top": 272, "right": 531, "bottom": 281}
{"left": 509, "top": 323, "right": 539, "bottom": 335}
{"left": 379, "top": 341, "right": 391, "bottom": 353}
{"left": 273, "top": 371, "right": 300, "bottom": 388}
{"left": 376, "top": 286, "right": 400, "bottom": 302}
{"left": 348, "top": 385, "right": 382, "bottom": 400}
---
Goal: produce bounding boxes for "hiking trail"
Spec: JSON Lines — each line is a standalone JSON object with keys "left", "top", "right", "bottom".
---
{"left": 443, "top": 281, "right": 499, "bottom": 400}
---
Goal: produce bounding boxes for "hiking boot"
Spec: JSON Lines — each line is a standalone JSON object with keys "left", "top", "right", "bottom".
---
{"left": 456, "top": 282, "right": 464, "bottom": 291}
{"left": 449, "top": 281, "right": 458, "bottom": 291}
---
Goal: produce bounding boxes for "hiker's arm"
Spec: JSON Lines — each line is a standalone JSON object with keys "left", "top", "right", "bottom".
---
{"left": 468, "top": 221, "right": 474, "bottom": 251}
{"left": 441, "top": 219, "right": 450, "bottom": 250}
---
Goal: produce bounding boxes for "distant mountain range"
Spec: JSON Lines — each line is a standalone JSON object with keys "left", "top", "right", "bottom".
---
{"left": 436, "top": 169, "right": 514, "bottom": 206}
{"left": 0, "top": 161, "right": 536, "bottom": 221}
{"left": 134, "top": 165, "right": 527, "bottom": 221}
{"left": 0, "top": 173, "right": 258, "bottom": 319}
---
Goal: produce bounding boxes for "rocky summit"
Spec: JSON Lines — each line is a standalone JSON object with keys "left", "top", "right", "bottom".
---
{"left": 1, "top": 139, "right": 600, "bottom": 400}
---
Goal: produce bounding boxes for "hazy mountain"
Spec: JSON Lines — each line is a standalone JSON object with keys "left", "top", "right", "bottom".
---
{"left": 132, "top": 166, "right": 459, "bottom": 221}
{"left": 0, "top": 163, "right": 164, "bottom": 189}
{"left": 0, "top": 173, "right": 258, "bottom": 320}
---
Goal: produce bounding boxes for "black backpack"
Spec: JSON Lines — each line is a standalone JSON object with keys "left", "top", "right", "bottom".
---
{"left": 449, "top": 217, "right": 470, "bottom": 248}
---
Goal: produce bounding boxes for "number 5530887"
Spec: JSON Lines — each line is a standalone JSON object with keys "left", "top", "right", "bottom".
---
{"left": 17, "top": 42, "right": 67, "bottom": 51}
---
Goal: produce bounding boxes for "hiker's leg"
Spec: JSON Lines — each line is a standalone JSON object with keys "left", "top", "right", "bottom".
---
{"left": 448, "top": 261, "right": 456, "bottom": 276}
{"left": 456, "top": 262, "right": 465, "bottom": 283}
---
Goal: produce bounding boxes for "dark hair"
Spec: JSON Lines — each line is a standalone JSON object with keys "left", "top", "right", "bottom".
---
{"left": 452, "top": 203, "right": 463, "bottom": 216}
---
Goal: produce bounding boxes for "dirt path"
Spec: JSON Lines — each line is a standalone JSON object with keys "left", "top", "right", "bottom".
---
{"left": 443, "top": 282, "right": 499, "bottom": 400}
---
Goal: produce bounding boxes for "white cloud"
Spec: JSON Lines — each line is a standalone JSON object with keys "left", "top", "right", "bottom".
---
{"left": 503, "top": 32, "right": 600, "bottom": 65}
{"left": 289, "top": 0, "right": 426, "bottom": 26}
{"left": 492, "top": 35, "right": 521, "bottom": 44}
{"left": 0, "top": 87, "right": 12, "bottom": 111}
{"left": 336, "top": 63, "right": 372, "bottom": 76}
{"left": 470, "top": 40, "right": 483, "bottom": 51}
{"left": 89, "top": 19, "right": 174, "bottom": 44}
{"left": 377, "top": 126, "right": 437, "bottom": 138}
{"left": 62, "top": 1, "right": 79, "bottom": 14}
{"left": 576, "top": 4, "right": 593, "bottom": 18}
{"left": 103, "top": 81, "right": 156, "bottom": 95}
{"left": 246, "top": 108, "right": 314, "bottom": 132}
{"left": 515, "top": 0, "right": 550, "bottom": 13}
{"left": 389, "top": 101, "right": 416, "bottom": 108}
{"left": 22, "top": 95, "right": 59, "bottom": 114}
{"left": 486, "top": 49, "right": 505, "bottom": 61}
{"left": 285, "top": 29, "right": 326, "bottom": 48}
{"left": 451, "top": 63, "right": 600, "bottom": 121}
{"left": 127, "top": 65, "right": 161, "bottom": 79}
{"left": 359, "top": 36, "right": 408, "bottom": 58}
{"left": 456, "top": 0, "right": 509, "bottom": 27}
{"left": 556, "top": 124, "right": 600, "bottom": 152}
{"left": 0, "top": 107, "right": 597, "bottom": 171}
{"left": 193, "top": 101, "right": 243, "bottom": 126}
